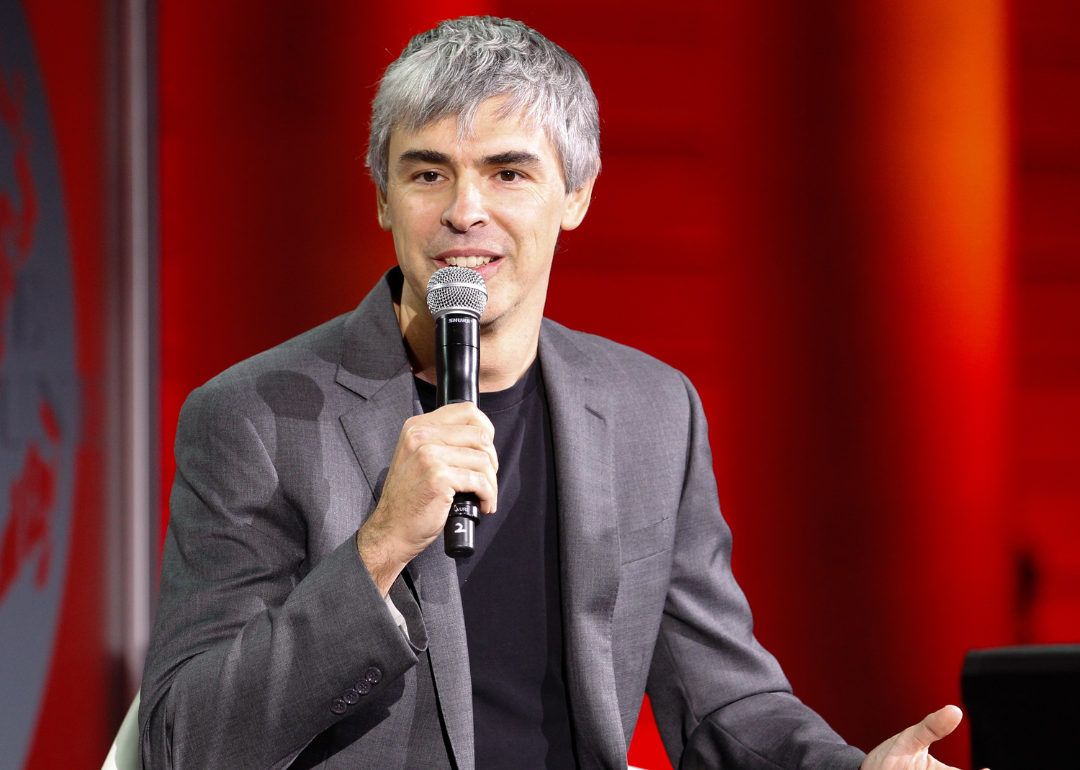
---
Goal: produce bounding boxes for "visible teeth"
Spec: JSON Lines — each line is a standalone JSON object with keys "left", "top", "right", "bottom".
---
{"left": 444, "top": 255, "right": 493, "bottom": 268}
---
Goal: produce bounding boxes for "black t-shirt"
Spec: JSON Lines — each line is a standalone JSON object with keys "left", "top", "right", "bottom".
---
{"left": 415, "top": 359, "right": 577, "bottom": 769}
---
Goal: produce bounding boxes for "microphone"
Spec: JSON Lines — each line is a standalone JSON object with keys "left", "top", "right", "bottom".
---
{"left": 425, "top": 266, "right": 488, "bottom": 558}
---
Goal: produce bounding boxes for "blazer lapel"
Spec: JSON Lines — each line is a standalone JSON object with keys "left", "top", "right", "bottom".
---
{"left": 407, "top": 540, "right": 474, "bottom": 770}
{"left": 539, "top": 321, "right": 625, "bottom": 768}
{"left": 338, "top": 366, "right": 414, "bottom": 502}
{"left": 335, "top": 271, "right": 416, "bottom": 501}
{"left": 335, "top": 270, "right": 475, "bottom": 769}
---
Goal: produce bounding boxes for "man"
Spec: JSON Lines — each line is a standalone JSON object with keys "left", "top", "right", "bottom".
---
{"left": 141, "top": 16, "right": 965, "bottom": 770}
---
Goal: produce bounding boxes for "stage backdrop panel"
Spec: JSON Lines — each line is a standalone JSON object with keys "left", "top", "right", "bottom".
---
{"left": 1, "top": 1, "right": 117, "bottom": 769}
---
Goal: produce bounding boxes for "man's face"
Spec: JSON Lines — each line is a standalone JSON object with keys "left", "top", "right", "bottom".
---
{"left": 378, "top": 97, "right": 593, "bottom": 332}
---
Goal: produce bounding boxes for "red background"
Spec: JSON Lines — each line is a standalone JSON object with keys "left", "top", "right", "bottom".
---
{"left": 16, "top": 0, "right": 1080, "bottom": 768}
{"left": 21, "top": 1, "right": 115, "bottom": 768}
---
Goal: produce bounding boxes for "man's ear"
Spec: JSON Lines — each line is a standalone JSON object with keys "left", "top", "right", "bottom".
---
{"left": 376, "top": 186, "right": 392, "bottom": 232}
{"left": 560, "top": 175, "right": 597, "bottom": 232}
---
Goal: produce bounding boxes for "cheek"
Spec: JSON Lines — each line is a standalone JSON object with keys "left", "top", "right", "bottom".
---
{"left": 392, "top": 201, "right": 441, "bottom": 247}
{"left": 504, "top": 199, "right": 565, "bottom": 246}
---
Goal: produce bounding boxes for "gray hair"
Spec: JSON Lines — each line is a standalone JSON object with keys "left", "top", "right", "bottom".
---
{"left": 366, "top": 16, "right": 600, "bottom": 194}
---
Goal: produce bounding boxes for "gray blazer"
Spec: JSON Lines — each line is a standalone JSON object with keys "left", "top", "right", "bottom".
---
{"left": 140, "top": 269, "right": 865, "bottom": 770}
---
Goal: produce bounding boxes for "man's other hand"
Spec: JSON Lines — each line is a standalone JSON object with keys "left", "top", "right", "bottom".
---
{"left": 861, "top": 706, "right": 983, "bottom": 770}
{"left": 356, "top": 402, "right": 498, "bottom": 594}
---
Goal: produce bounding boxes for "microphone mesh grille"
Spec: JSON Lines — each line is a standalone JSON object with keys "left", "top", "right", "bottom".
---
{"left": 425, "top": 266, "right": 488, "bottom": 319}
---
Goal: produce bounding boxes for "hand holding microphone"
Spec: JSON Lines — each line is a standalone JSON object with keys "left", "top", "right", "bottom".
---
{"left": 355, "top": 267, "right": 494, "bottom": 592}
{"left": 425, "top": 266, "right": 489, "bottom": 557}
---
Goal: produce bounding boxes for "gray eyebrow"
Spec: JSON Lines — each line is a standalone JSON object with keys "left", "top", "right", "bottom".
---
{"left": 397, "top": 149, "right": 452, "bottom": 165}
{"left": 396, "top": 148, "right": 542, "bottom": 170}
{"left": 482, "top": 151, "right": 541, "bottom": 167}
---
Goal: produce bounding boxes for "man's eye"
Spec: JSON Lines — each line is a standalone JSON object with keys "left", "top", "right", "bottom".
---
{"left": 419, "top": 171, "right": 441, "bottom": 183}
{"left": 498, "top": 170, "right": 520, "bottom": 182}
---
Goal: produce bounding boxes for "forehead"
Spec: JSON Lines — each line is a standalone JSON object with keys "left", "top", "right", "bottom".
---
{"left": 388, "top": 98, "right": 559, "bottom": 165}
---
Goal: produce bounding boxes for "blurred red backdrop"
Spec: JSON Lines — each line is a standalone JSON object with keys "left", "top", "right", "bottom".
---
{"left": 1011, "top": 0, "right": 1080, "bottom": 649}
{"left": 19, "top": 2, "right": 114, "bottom": 769}
{"left": 151, "top": 2, "right": 1080, "bottom": 769}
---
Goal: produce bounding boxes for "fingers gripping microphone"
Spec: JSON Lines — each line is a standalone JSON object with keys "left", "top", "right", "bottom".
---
{"left": 425, "top": 266, "right": 488, "bottom": 558}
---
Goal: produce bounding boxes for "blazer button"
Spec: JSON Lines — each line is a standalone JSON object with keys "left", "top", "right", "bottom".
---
{"left": 355, "top": 679, "right": 371, "bottom": 696}
{"left": 343, "top": 688, "right": 361, "bottom": 705}
{"left": 365, "top": 666, "right": 382, "bottom": 685}
{"left": 330, "top": 698, "right": 347, "bottom": 715}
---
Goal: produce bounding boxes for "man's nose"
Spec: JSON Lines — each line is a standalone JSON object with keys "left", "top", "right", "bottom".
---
{"left": 441, "top": 179, "right": 488, "bottom": 233}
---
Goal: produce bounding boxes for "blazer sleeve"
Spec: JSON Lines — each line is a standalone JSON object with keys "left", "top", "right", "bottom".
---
{"left": 138, "top": 381, "right": 421, "bottom": 770}
{"left": 645, "top": 374, "right": 867, "bottom": 770}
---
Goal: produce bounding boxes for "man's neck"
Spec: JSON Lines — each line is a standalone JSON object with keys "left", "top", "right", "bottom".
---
{"left": 395, "top": 290, "right": 540, "bottom": 393}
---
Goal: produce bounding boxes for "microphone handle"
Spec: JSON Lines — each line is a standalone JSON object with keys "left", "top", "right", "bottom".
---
{"left": 435, "top": 313, "right": 480, "bottom": 558}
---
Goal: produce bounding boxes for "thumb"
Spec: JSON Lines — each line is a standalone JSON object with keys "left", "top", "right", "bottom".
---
{"left": 899, "top": 705, "right": 963, "bottom": 753}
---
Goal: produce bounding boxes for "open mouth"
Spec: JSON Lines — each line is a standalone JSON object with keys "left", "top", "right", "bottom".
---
{"left": 442, "top": 255, "right": 495, "bottom": 268}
